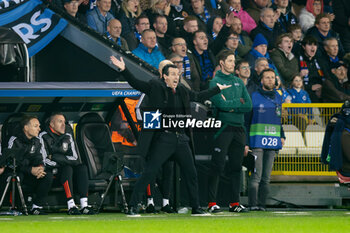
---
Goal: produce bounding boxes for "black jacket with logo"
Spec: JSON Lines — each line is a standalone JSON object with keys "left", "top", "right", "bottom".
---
{"left": 39, "top": 129, "right": 79, "bottom": 168}
{"left": 7, "top": 132, "right": 44, "bottom": 175}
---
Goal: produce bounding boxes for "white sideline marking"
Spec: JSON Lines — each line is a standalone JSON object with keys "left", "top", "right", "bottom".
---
{"left": 345, "top": 212, "right": 350, "bottom": 215}
{"left": 48, "top": 217, "right": 90, "bottom": 220}
{"left": 209, "top": 214, "right": 239, "bottom": 217}
{"left": 272, "top": 211, "right": 311, "bottom": 216}
{"left": 0, "top": 218, "right": 13, "bottom": 221}
{"left": 126, "top": 215, "right": 166, "bottom": 218}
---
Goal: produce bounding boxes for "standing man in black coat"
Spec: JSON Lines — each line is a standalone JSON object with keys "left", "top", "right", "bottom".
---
{"left": 110, "top": 56, "right": 230, "bottom": 215}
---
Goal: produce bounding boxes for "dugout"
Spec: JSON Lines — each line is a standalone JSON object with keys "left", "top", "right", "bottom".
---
{"left": 0, "top": 82, "right": 144, "bottom": 211}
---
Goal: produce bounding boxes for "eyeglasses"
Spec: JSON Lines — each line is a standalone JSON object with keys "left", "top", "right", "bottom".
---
{"left": 240, "top": 66, "right": 250, "bottom": 70}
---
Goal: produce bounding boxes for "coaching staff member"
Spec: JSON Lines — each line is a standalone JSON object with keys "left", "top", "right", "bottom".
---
{"left": 207, "top": 50, "right": 252, "bottom": 213}
{"left": 110, "top": 55, "right": 231, "bottom": 215}
{"left": 7, "top": 115, "right": 53, "bottom": 215}
{"left": 39, "top": 113, "right": 96, "bottom": 215}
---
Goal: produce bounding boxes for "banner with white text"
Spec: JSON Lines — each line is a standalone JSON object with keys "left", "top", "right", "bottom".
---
{"left": 0, "top": 0, "right": 67, "bottom": 57}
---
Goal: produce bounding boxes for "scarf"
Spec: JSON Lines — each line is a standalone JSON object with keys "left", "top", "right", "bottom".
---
{"left": 106, "top": 32, "right": 121, "bottom": 46}
{"left": 183, "top": 55, "right": 191, "bottom": 80}
{"left": 197, "top": 7, "right": 210, "bottom": 24}
{"left": 299, "top": 55, "right": 324, "bottom": 85}
{"left": 134, "top": 31, "right": 142, "bottom": 41}
{"left": 212, "top": 31, "right": 217, "bottom": 40}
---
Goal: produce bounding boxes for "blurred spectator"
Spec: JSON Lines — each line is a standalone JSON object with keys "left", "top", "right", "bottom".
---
{"left": 231, "top": 16, "right": 253, "bottom": 58}
{"left": 306, "top": 13, "right": 345, "bottom": 58}
{"left": 235, "top": 60, "right": 251, "bottom": 85}
{"left": 298, "top": 35, "right": 324, "bottom": 102}
{"left": 332, "top": 0, "right": 350, "bottom": 53}
{"left": 288, "top": 74, "right": 312, "bottom": 103}
{"left": 86, "top": 0, "right": 114, "bottom": 34}
{"left": 245, "top": 33, "right": 277, "bottom": 71}
{"left": 109, "top": 0, "right": 122, "bottom": 17}
{"left": 322, "top": 61, "right": 350, "bottom": 102}
{"left": 250, "top": 8, "right": 283, "bottom": 51}
{"left": 298, "top": 0, "right": 323, "bottom": 33}
{"left": 192, "top": 30, "right": 217, "bottom": 90}
{"left": 124, "top": 15, "right": 150, "bottom": 50}
{"left": 289, "top": 24, "right": 303, "bottom": 56}
{"left": 153, "top": 15, "right": 173, "bottom": 56}
{"left": 270, "top": 33, "right": 299, "bottom": 86}
{"left": 271, "top": 0, "right": 298, "bottom": 33}
{"left": 171, "top": 37, "right": 201, "bottom": 90}
{"left": 106, "top": 19, "right": 129, "bottom": 51}
{"left": 220, "top": 31, "right": 242, "bottom": 64}
{"left": 319, "top": 37, "right": 342, "bottom": 77}
{"left": 228, "top": 0, "right": 256, "bottom": 34}
{"left": 117, "top": 0, "right": 142, "bottom": 37}
{"left": 246, "top": 0, "right": 269, "bottom": 24}
{"left": 246, "top": 57, "right": 270, "bottom": 94}
{"left": 168, "top": 53, "right": 193, "bottom": 89}
{"left": 180, "top": 16, "right": 199, "bottom": 48}
{"left": 132, "top": 29, "right": 166, "bottom": 68}
{"left": 168, "top": 0, "right": 191, "bottom": 36}
{"left": 144, "top": 0, "right": 171, "bottom": 25}
{"left": 207, "top": 16, "right": 224, "bottom": 40}
{"left": 287, "top": 74, "right": 313, "bottom": 132}
{"left": 62, "top": 0, "right": 87, "bottom": 23}
{"left": 189, "top": 0, "right": 229, "bottom": 31}
{"left": 275, "top": 74, "right": 292, "bottom": 103}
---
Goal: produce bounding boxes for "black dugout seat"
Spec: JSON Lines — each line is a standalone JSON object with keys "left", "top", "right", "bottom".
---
{"left": 1, "top": 113, "right": 24, "bottom": 150}
{"left": 75, "top": 113, "right": 115, "bottom": 190}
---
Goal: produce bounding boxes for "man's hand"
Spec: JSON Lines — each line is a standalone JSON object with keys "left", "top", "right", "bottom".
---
{"left": 300, "top": 69, "right": 309, "bottom": 77}
{"left": 225, "top": 11, "right": 235, "bottom": 27}
{"left": 311, "top": 84, "right": 322, "bottom": 91}
{"left": 0, "top": 167, "right": 4, "bottom": 175}
{"left": 217, "top": 83, "right": 232, "bottom": 90}
{"left": 110, "top": 56, "right": 126, "bottom": 71}
{"left": 240, "top": 98, "right": 245, "bottom": 104}
{"left": 244, "top": 146, "right": 250, "bottom": 157}
{"left": 31, "top": 166, "right": 45, "bottom": 179}
{"left": 281, "top": 138, "right": 285, "bottom": 146}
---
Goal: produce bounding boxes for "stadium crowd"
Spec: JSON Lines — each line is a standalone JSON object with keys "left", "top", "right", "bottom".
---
{"left": 50, "top": 0, "right": 350, "bottom": 102}
{"left": 1, "top": 0, "right": 350, "bottom": 216}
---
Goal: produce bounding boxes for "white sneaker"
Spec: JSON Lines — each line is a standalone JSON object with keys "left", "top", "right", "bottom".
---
{"left": 208, "top": 204, "right": 222, "bottom": 213}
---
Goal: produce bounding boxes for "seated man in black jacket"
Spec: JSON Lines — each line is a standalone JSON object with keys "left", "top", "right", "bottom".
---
{"left": 7, "top": 115, "right": 53, "bottom": 215}
{"left": 39, "top": 113, "right": 95, "bottom": 215}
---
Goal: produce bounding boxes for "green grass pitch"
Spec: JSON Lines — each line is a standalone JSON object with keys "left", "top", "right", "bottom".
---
{"left": 1, "top": 211, "right": 350, "bottom": 233}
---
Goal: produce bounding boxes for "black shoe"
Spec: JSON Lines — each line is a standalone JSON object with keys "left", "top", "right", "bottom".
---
{"left": 126, "top": 206, "right": 140, "bottom": 216}
{"left": 68, "top": 206, "right": 81, "bottom": 215}
{"left": 191, "top": 207, "right": 211, "bottom": 216}
{"left": 30, "top": 208, "right": 47, "bottom": 215}
{"left": 161, "top": 204, "right": 175, "bottom": 213}
{"left": 80, "top": 206, "right": 96, "bottom": 215}
{"left": 258, "top": 206, "right": 266, "bottom": 211}
{"left": 229, "top": 204, "right": 249, "bottom": 213}
{"left": 145, "top": 204, "right": 157, "bottom": 213}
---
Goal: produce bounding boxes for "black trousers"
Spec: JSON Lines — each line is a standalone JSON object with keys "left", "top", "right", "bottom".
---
{"left": 22, "top": 170, "right": 53, "bottom": 207}
{"left": 208, "top": 125, "right": 246, "bottom": 204}
{"left": 147, "top": 160, "right": 174, "bottom": 200}
{"left": 57, "top": 164, "right": 89, "bottom": 200}
{"left": 129, "top": 132, "right": 199, "bottom": 209}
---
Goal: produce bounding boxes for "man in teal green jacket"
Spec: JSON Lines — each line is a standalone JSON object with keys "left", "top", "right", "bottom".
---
{"left": 207, "top": 50, "right": 252, "bottom": 213}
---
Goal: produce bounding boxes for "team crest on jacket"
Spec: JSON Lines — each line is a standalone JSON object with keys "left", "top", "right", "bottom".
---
{"left": 62, "top": 142, "right": 68, "bottom": 152}
{"left": 30, "top": 145, "right": 35, "bottom": 154}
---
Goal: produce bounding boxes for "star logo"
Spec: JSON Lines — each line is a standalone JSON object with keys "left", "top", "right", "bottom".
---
{"left": 143, "top": 110, "right": 162, "bottom": 129}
